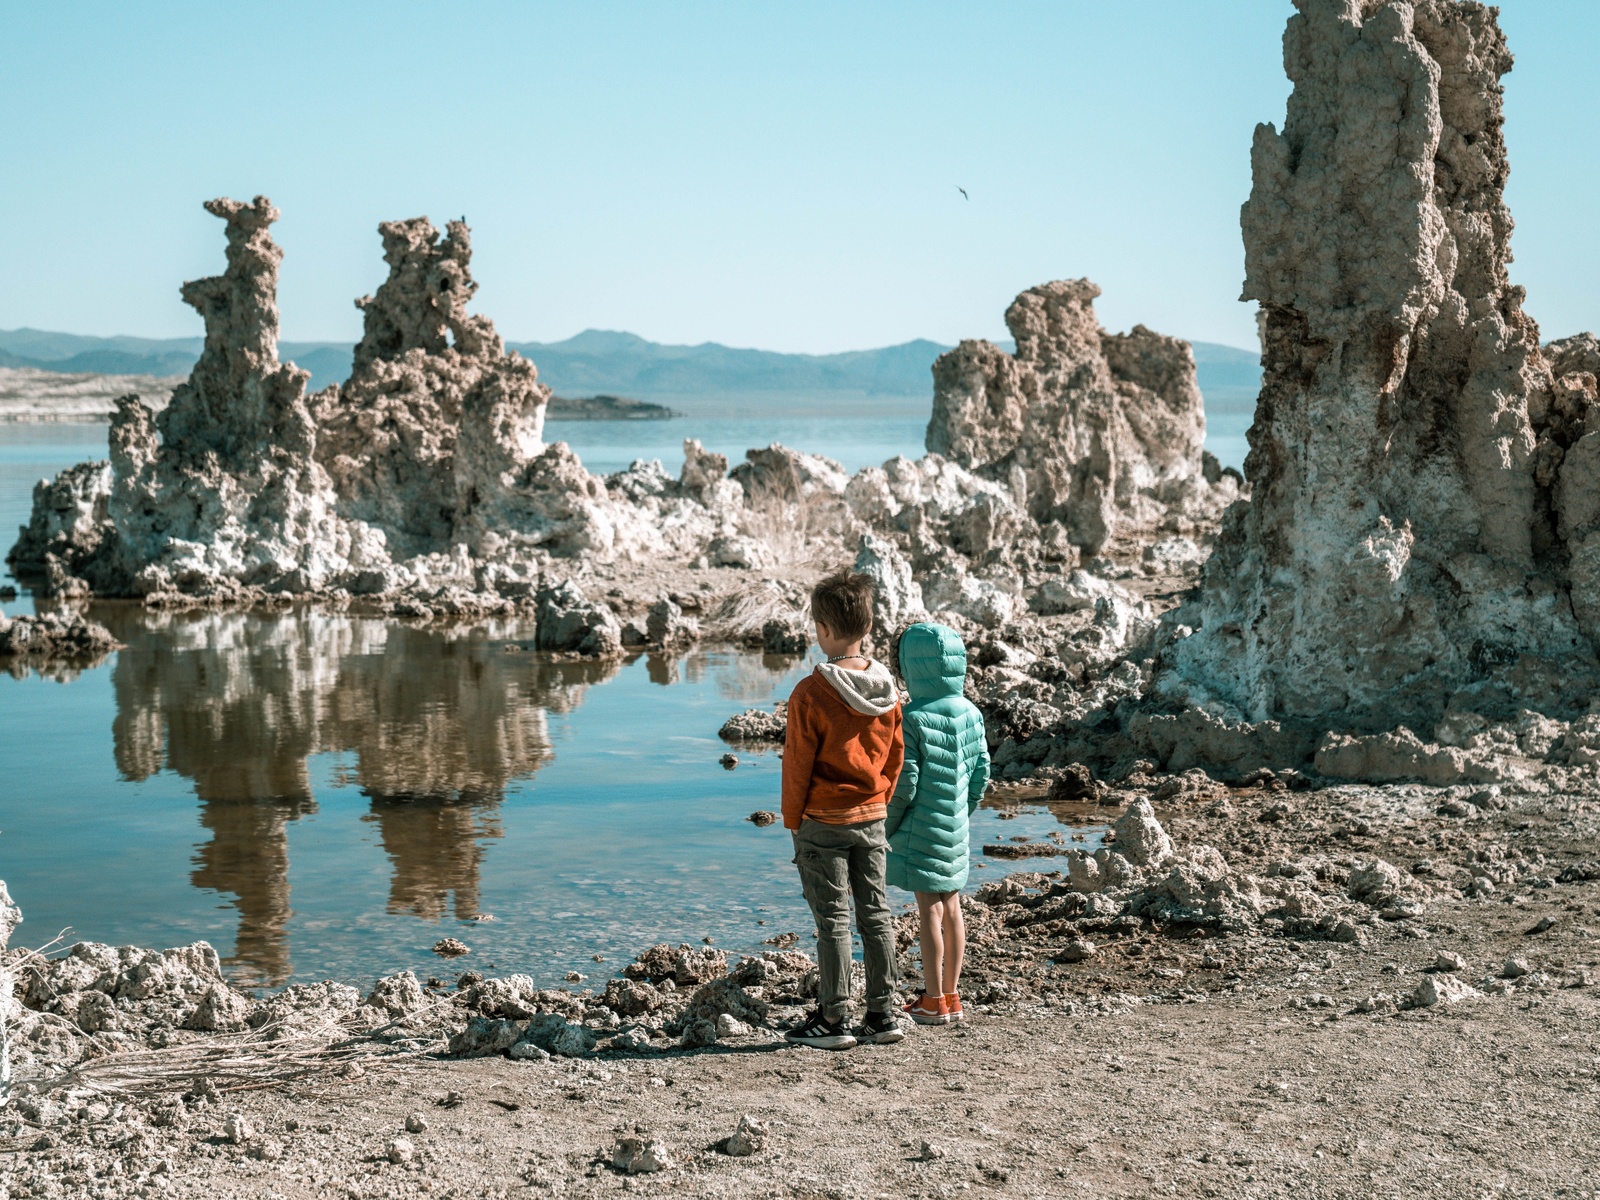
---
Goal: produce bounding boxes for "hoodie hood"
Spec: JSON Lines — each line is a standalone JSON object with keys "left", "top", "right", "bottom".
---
{"left": 897, "top": 622, "right": 967, "bottom": 701}
{"left": 815, "top": 658, "right": 900, "bottom": 716}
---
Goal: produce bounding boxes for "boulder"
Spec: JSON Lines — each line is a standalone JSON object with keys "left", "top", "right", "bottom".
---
{"left": 363, "top": 971, "right": 428, "bottom": 1020}
{"left": 1055, "top": 940, "right": 1097, "bottom": 963}
{"left": 183, "top": 983, "right": 252, "bottom": 1033}
{"left": 1314, "top": 729, "right": 1509, "bottom": 787}
{"left": 853, "top": 533, "right": 924, "bottom": 635}
{"left": 1347, "top": 859, "right": 1406, "bottom": 908}
{"left": 534, "top": 580, "right": 622, "bottom": 657}
{"left": 679, "top": 439, "right": 741, "bottom": 509}
{"left": 1029, "top": 570, "right": 1124, "bottom": 616}
{"left": 602, "top": 977, "right": 664, "bottom": 1018}
{"left": 724, "top": 1115, "right": 769, "bottom": 1157}
{"left": 646, "top": 598, "right": 700, "bottom": 648}
{"left": 681, "top": 976, "right": 768, "bottom": 1026}
{"left": 448, "top": 1016, "right": 522, "bottom": 1058}
{"left": 611, "top": 1136, "right": 675, "bottom": 1175}
{"left": 461, "top": 975, "right": 542, "bottom": 1018}
{"left": 247, "top": 981, "right": 361, "bottom": 1036}
{"left": 0, "top": 610, "right": 122, "bottom": 663}
{"left": 1110, "top": 799, "right": 1173, "bottom": 869}
{"left": 517, "top": 1013, "right": 597, "bottom": 1058}
{"left": 1064, "top": 851, "right": 1102, "bottom": 894}
{"left": 1410, "top": 974, "right": 1482, "bottom": 1009}
{"left": 671, "top": 946, "right": 728, "bottom": 985}
{"left": 4, "top": 460, "right": 116, "bottom": 587}
{"left": 920, "top": 566, "right": 1015, "bottom": 629}
{"left": 719, "top": 707, "right": 787, "bottom": 742}
{"left": 707, "top": 535, "right": 774, "bottom": 570}
{"left": 761, "top": 615, "right": 810, "bottom": 655}
{"left": 0, "top": 881, "right": 20, "bottom": 951}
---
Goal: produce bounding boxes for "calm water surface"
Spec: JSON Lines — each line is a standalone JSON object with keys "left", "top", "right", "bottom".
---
{"left": 1, "top": 611, "right": 1100, "bottom": 989}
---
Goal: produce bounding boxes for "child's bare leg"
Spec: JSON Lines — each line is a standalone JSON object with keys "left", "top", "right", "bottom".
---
{"left": 915, "top": 891, "right": 945, "bottom": 997}
{"left": 940, "top": 892, "right": 966, "bottom": 995}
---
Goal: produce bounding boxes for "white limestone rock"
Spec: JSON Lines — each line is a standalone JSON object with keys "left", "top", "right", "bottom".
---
{"left": 0, "top": 881, "right": 19, "bottom": 951}
{"left": 1411, "top": 974, "right": 1482, "bottom": 1008}
{"left": 534, "top": 579, "right": 622, "bottom": 657}
{"left": 920, "top": 565, "right": 1016, "bottom": 629}
{"left": 854, "top": 532, "right": 924, "bottom": 634}
{"left": 184, "top": 983, "right": 252, "bottom": 1034}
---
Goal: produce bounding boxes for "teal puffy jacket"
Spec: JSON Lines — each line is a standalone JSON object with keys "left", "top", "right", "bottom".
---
{"left": 884, "top": 623, "right": 991, "bottom": 894}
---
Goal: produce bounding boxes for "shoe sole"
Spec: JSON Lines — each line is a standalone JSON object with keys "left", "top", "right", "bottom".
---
{"left": 907, "top": 1010, "right": 952, "bottom": 1026}
{"left": 859, "top": 1028, "right": 906, "bottom": 1044}
{"left": 784, "top": 1033, "right": 857, "bottom": 1050}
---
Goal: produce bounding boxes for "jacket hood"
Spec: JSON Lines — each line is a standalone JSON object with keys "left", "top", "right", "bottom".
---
{"left": 815, "top": 659, "right": 900, "bottom": 717}
{"left": 898, "top": 622, "right": 967, "bottom": 701}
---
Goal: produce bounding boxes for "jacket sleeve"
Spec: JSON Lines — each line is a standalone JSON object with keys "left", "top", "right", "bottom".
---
{"left": 885, "top": 719, "right": 919, "bottom": 838}
{"left": 966, "top": 714, "right": 991, "bottom": 816}
{"left": 781, "top": 684, "right": 816, "bottom": 831}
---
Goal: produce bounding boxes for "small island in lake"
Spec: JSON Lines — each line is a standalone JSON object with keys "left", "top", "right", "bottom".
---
{"left": 546, "top": 393, "right": 678, "bottom": 421}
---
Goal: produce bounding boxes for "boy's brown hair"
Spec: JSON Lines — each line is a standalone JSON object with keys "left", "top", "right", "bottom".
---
{"left": 810, "top": 570, "right": 875, "bottom": 641}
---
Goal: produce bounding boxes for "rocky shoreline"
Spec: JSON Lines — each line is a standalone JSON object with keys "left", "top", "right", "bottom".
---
{"left": 4, "top": 763, "right": 1600, "bottom": 1195}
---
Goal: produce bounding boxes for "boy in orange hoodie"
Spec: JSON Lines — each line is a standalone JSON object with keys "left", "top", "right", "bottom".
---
{"left": 782, "top": 570, "right": 905, "bottom": 1050}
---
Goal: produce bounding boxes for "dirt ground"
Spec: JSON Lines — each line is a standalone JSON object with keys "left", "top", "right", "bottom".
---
{"left": 8, "top": 775, "right": 1600, "bottom": 1200}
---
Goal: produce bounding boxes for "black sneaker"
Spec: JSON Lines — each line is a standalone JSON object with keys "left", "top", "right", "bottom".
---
{"left": 857, "top": 1009, "right": 905, "bottom": 1045}
{"left": 784, "top": 1009, "right": 857, "bottom": 1050}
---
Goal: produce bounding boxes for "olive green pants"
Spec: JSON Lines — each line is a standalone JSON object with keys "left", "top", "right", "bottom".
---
{"left": 792, "top": 818, "right": 898, "bottom": 1022}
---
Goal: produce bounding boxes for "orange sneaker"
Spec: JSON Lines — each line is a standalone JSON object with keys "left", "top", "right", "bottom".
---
{"left": 943, "top": 992, "right": 964, "bottom": 1022}
{"left": 902, "top": 992, "right": 950, "bottom": 1026}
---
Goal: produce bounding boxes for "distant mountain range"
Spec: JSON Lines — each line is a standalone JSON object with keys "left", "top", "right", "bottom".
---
{"left": 0, "top": 326, "right": 1262, "bottom": 416}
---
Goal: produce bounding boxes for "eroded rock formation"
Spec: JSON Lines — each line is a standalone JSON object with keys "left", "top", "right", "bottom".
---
{"left": 927, "top": 279, "right": 1233, "bottom": 554}
{"left": 9, "top": 193, "right": 1236, "bottom": 627}
{"left": 108, "top": 197, "right": 357, "bottom": 598}
{"left": 1169, "top": 0, "right": 1600, "bottom": 733}
{"left": 314, "top": 216, "right": 555, "bottom": 561}
{"left": 0, "top": 606, "right": 122, "bottom": 674}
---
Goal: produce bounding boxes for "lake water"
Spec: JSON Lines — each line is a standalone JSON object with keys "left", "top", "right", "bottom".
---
{"left": 0, "top": 405, "right": 1253, "bottom": 990}
{"left": 0, "top": 609, "right": 1099, "bottom": 990}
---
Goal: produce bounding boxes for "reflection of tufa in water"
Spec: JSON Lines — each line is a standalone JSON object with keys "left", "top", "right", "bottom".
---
{"left": 100, "top": 606, "right": 619, "bottom": 986}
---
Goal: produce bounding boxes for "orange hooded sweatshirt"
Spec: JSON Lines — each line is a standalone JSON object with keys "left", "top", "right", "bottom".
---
{"left": 781, "top": 660, "right": 904, "bottom": 830}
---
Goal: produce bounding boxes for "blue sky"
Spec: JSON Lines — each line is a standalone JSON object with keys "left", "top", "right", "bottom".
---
{"left": 1, "top": 1, "right": 1595, "bottom": 353}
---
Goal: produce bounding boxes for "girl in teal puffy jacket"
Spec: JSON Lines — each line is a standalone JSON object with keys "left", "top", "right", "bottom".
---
{"left": 885, "top": 622, "right": 990, "bottom": 1025}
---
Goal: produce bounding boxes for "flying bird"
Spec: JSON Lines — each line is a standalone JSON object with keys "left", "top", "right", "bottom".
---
{"left": 957, "top": 186, "right": 969, "bottom": 200}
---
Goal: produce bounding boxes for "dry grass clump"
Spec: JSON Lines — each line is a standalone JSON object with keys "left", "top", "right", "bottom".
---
{"left": 735, "top": 482, "right": 847, "bottom": 570}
